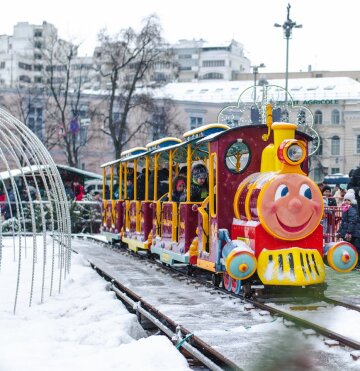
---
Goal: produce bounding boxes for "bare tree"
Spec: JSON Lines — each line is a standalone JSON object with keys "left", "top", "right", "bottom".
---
{"left": 41, "top": 32, "right": 96, "bottom": 167}
{"left": 145, "top": 98, "right": 182, "bottom": 141}
{"left": 3, "top": 86, "right": 59, "bottom": 149}
{"left": 96, "top": 14, "right": 175, "bottom": 160}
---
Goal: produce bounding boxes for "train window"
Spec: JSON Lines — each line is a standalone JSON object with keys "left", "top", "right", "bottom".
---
{"left": 225, "top": 141, "right": 250, "bottom": 173}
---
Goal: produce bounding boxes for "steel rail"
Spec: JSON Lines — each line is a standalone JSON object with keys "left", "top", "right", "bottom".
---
{"left": 247, "top": 298, "right": 360, "bottom": 350}
{"left": 89, "top": 262, "right": 241, "bottom": 371}
{"left": 322, "top": 296, "right": 360, "bottom": 312}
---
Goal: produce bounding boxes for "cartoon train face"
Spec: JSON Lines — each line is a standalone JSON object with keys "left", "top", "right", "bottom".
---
{"left": 235, "top": 172, "right": 324, "bottom": 240}
{"left": 260, "top": 173, "right": 324, "bottom": 240}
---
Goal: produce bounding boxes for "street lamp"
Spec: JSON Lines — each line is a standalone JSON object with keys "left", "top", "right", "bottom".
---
{"left": 251, "top": 63, "right": 266, "bottom": 103}
{"left": 274, "top": 3, "right": 302, "bottom": 102}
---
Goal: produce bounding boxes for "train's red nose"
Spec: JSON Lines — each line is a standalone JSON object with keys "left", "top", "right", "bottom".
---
{"left": 288, "top": 198, "right": 302, "bottom": 213}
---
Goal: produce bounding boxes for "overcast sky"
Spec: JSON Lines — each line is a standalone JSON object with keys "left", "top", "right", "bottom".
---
{"left": 2, "top": 0, "right": 360, "bottom": 73}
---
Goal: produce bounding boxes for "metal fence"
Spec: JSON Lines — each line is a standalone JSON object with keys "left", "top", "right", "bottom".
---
{"left": 322, "top": 206, "right": 342, "bottom": 243}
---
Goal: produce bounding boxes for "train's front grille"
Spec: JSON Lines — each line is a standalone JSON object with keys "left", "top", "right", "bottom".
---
{"left": 257, "top": 248, "right": 325, "bottom": 286}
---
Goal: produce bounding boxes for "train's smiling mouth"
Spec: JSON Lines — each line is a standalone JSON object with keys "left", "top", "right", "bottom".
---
{"left": 276, "top": 214, "right": 312, "bottom": 232}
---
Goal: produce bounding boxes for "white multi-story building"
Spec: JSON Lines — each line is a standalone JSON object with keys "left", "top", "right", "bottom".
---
{"left": 0, "top": 23, "right": 252, "bottom": 89}
{"left": 0, "top": 21, "right": 61, "bottom": 87}
{"left": 171, "top": 39, "right": 251, "bottom": 82}
{"left": 0, "top": 21, "right": 90, "bottom": 89}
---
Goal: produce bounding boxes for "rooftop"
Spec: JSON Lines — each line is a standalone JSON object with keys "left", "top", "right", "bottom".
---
{"left": 152, "top": 77, "right": 360, "bottom": 103}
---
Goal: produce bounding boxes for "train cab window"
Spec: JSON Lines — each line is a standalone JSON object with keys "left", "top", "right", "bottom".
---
{"left": 225, "top": 141, "right": 250, "bottom": 173}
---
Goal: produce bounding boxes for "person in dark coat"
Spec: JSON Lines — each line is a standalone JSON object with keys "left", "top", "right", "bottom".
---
{"left": 322, "top": 185, "right": 337, "bottom": 206}
{"left": 136, "top": 169, "right": 147, "bottom": 201}
{"left": 347, "top": 165, "right": 360, "bottom": 213}
{"left": 190, "top": 164, "right": 208, "bottom": 202}
{"left": 337, "top": 189, "right": 360, "bottom": 254}
{"left": 126, "top": 176, "right": 134, "bottom": 200}
{"left": 172, "top": 175, "right": 186, "bottom": 203}
{"left": 149, "top": 167, "right": 169, "bottom": 200}
{"left": 321, "top": 185, "right": 337, "bottom": 235}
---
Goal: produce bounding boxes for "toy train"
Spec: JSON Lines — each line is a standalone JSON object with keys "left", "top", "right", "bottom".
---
{"left": 100, "top": 104, "right": 358, "bottom": 297}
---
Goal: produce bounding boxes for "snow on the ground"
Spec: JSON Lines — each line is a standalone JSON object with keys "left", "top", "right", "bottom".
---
{"left": 0, "top": 236, "right": 190, "bottom": 371}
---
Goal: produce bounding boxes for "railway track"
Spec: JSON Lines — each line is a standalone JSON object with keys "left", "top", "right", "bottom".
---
{"left": 91, "top": 263, "right": 240, "bottom": 371}
{"left": 73, "top": 236, "right": 360, "bottom": 370}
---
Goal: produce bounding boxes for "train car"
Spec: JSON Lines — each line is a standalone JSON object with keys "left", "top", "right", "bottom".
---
{"left": 100, "top": 104, "right": 358, "bottom": 297}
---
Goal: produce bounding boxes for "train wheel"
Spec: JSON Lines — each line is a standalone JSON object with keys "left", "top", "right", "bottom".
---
{"left": 232, "top": 280, "right": 242, "bottom": 295}
{"left": 211, "top": 273, "right": 222, "bottom": 287}
{"left": 223, "top": 272, "right": 232, "bottom": 292}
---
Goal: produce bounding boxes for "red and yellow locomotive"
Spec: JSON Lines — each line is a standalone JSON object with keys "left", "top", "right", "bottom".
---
{"left": 101, "top": 104, "right": 358, "bottom": 297}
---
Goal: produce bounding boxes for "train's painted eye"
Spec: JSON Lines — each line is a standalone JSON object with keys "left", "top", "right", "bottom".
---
{"left": 275, "top": 184, "right": 289, "bottom": 201}
{"left": 299, "top": 184, "right": 312, "bottom": 199}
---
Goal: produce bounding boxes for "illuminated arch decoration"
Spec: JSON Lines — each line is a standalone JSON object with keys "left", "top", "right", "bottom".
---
{"left": 217, "top": 85, "right": 320, "bottom": 156}
{"left": 0, "top": 108, "right": 72, "bottom": 313}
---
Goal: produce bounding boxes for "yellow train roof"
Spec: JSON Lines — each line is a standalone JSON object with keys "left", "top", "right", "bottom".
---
{"left": 183, "top": 123, "right": 229, "bottom": 141}
{"left": 145, "top": 137, "right": 182, "bottom": 151}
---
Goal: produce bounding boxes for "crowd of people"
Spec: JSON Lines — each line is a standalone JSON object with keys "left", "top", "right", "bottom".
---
{"left": 319, "top": 165, "right": 360, "bottom": 257}
{"left": 0, "top": 177, "right": 102, "bottom": 220}
{"left": 123, "top": 163, "right": 209, "bottom": 204}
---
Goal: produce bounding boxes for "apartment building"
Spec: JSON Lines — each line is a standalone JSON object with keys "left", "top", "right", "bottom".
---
{"left": 171, "top": 39, "right": 251, "bottom": 82}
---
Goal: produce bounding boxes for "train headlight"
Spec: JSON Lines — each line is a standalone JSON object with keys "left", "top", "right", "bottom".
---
{"left": 287, "top": 144, "right": 303, "bottom": 162}
{"left": 278, "top": 139, "right": 306, "bottom": 166}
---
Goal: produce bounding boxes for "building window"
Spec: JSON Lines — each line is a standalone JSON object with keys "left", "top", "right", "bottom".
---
{"left": 190, "top": 116, "right": 203, "bottom": 130}
{"left": 0, "top": 61, "right": 5, "bottom": 69}
{"left": 202, "top": 60, "right": 225, "bottom": 67}
{"left": 316, "top": 136, "right": 323, "bottom": 155}
{"left": 314, "top": 110, "right": 322, "bottom": 124}
{"left": 19, "top": 75, "right": 31, "bottom": 83}
{"left": 331, "top": 136, "right": 340, "bottom": 156}
{"left": 331, "top": 109, "right": 340, "bottom": 124}
{"left": 313, "top": 167, "right": 322, "bottom": 183}
{"left": 178, "top": 54, "right": 192, "bottom": 59}
{"left": 18, "top": 62, "right": 32, "bottom": 71}
{"left": 79, "top": 126, "right": 87, "bottom": 146}
{"left": 151, "top": 113, "right": 166, "bottom": 141}
{"left": 27, "top": 107, "right": 43, "bottom": 140}
{"left": 331, "top": 168, "right": 340, "bottom": 174}
{"left": 179, "top": 66, "right": 191, "bottom": 71}
{"left": 356, "top": 135, "right": 360, "bottom": 154}
{"left": 202, "top": 72, "right": 223, "bottom": 79}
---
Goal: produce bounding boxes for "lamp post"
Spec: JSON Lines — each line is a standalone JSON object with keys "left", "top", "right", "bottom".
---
{"left": 251, "top": 63, "right": 266, "bottom": 103}
{"left": 274, "top": 3, "right": 302, "bottom": 102}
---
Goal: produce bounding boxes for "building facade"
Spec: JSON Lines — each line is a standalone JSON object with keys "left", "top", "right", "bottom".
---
{"left": 148, "top": 77, "right": 360, "bottom": 183}
{"left": 171, "top": 39, "right": 251, "bottom": 82}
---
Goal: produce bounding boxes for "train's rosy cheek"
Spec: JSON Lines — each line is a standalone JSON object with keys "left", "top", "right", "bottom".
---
{"left": 264, "top": 201, "right": 277, "bottom": 215}
{"left": 312, "top": 201, "right": 322, "bottom": 212}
